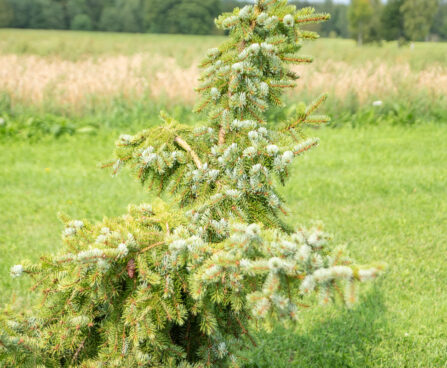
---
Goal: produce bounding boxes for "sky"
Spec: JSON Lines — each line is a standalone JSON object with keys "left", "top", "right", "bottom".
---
{"left": 313, "top": 0, "right": 349, "bottom": 3}
{"left": 242, "top": 0, "right": 387, "bottom": 5}
{"left": 241, "top": 0, "right": 351, "bottom": 3}
{"left": 241, "top": 0, "right": 352, "bottom": 4}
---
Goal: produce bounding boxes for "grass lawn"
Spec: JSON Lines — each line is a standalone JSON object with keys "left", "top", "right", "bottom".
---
{"left": 1, "top": 124, "right": 446, "bottom": 367}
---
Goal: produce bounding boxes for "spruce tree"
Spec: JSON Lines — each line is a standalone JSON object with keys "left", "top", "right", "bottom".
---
{"left": 0, "top": 1, "right": 383, "bottom": 367}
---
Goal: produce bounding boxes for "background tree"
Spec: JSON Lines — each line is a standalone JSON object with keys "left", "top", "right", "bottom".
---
{"left": 67, "top": 0, "right": 93, "bottom": 30}
{"left": 98, "top": 5, "right": 123, "bottom": 32}
{"left": 318, "top": 0, "right": 349, "bottom": 38}
{"left": 0, "top": 0, "right": 13, "bottom": 27}
{"left": 329, "top": 2, "right": 349, "bottom": 37}
{"left": 349, "top": 0, "right": 373, "bottom": 45}
{"left": 97, "top": 0, "right": 145, "bottom": 33}
{"left": 144, "top": 0, "right": 220, "bottom": 35}
{"left": 6, "top": 0, "right": 35, "bottom": 28}
{"left": 169, "top": 0, "right": 221, "bottom": 35}
{"left": 86, "top": 0, "right": 108, "bottom": 30}
{"left": 381, "top": 0, "right": 405, "bottom": 42}
{"left": 349, "top": 0, "right": 382, "bottom": 45}
{"left": 400, "top": 0, "right": 439, "bottom": 41}
{"left": 119, "top": 0, "right": 145, "bottom": 33}
{"left": 71, "top": 13, "right": 93, "bottom": 30}
{"left": 144, "top": 0, "right": 177, "bottom": 33}
{"left": 28, "top": 0, "right": 66, "bottom": 29}
{"left": 431, "top": 0, "right": 447, "bottom": 40}
{"left": 221, "top": 0, "right": 245, "bottom": 13}
{"left": 1, "top": 0, "right": 446, "bottom": 40}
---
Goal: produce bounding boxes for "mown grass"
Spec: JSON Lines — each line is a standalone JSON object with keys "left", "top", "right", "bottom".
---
{"left": 1, "top": 124, "right": 446, "bottom": 366}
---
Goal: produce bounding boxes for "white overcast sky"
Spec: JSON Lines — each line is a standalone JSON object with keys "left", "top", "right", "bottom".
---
{"left": 242, "top": 0, "right": 352, "bottom": 4}
{"left": 313, "top": 0, "right": 349, "bottom": 3}
{"left": 242, "top": 0, "right": 386, "bottom": 4}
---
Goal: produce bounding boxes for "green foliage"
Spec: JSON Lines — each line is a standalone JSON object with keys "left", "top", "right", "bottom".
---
{"left": 0, "top": 0, "right": 13, "bottom": 27}
{"left": 98, "top": 6, "right": 123, "bottom": 32}
{"left": 317, "top": 0, "right": 349, "bottom": 38}
{"left": 0, "top": 115, "right": 76, "bottom": 140}
{"left": 381, "top": 0, "right": 405, "bottom": 42}
{"left": 71, "top": 14, "right": 93, "bottom": 31}
{"left": 144, "top": 0, "right": 221, "bottom": 35}
{"left": 270, "top": 95, "right": 447, "bottom": 129}
{"left": 348, "top": 0, "right": 382, "bottom": 45}
{"left": 120, "top": 0, "right": 146, "bottom": 33}
{"left": 5, "top": 0, "right": 34, "bottom": 28}
{"left": 2, "top": 0, "right": 447, "bottom": 41}
{"left": 0, "top": 1, "right": 382, "bottom": 367}
{"left": 66, "top": 0, "right": 105, "bottom": 31}
{"left": 401, "top": 0, "right": 439, "bottom": 41}
{"left": 6, "top": 0, "right": 66, "bottom": 29}
{"left": 2, "top": 97, "right": 447, "bottom": 141}
{"left": 97, "top": 0, "right": 145, "bottom": 33}
{"left": 223, "top": 1, "right": 350, "bottom": 39}
{"left": 28, "top": 0, "right": 66, "bottom": 30}
{"left": 431, "top": 0, "right": 447, "bottom": 40}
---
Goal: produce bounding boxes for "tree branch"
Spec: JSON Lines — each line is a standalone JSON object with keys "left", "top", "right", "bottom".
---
{"left": 139, "top": 241, "right": 165, "bottom": 254}
{"left": 71, "top": 330, "right": 91, "bottom": 364}
{"left": 174, "top": 136, "right": 203, "bottom": 169}
{"left": 235, "top": 316, "right": 257, "bottom": 347}
{"left": 218, "top": 127, "right": 225, "bottom": 146}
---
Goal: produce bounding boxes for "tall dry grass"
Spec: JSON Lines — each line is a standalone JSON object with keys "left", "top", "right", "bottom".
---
{"left": 1, "top": 52, "right": 446, "bottom": 112}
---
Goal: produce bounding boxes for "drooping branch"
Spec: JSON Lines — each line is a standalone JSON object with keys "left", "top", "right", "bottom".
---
{"left": 71, "top": 330, "right": 91, "bottom": 364}
{"left": 235, "top": 316, "right": 257, "bottom": 348}
{"left": 139, "top": 241, "right": 166, "bottom": 254}
{"left": 174, "top": 136, "right": 203, "bottom": 169}
{"left": 218, "top": 127, "right": 225, "bottom": 146}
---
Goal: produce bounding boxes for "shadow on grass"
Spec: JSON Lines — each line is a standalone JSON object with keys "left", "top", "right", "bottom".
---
{"left": 243, "top": 286, "right": 389, "bottom": 368}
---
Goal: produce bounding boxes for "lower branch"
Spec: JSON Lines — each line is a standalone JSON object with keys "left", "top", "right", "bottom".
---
{"left": 235, "top": 317, "right": 257, "bottom": 347}
{"left": 174, "top": 136, "right": 203, "bottom": 169}
{"left": 218, "top": 127, "right": 225, "bottom": 146}
{"left": 139, "top": 241, "right": 165, "bottom": 254}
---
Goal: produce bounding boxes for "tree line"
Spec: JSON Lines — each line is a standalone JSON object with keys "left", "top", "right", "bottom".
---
{"left": 0, "top": 0, "right": 445, "bottom": 42}
{"left": 0, "top": 0, "right": 220, "bottom": 34}
{"left": 349, "top": 0, "right": 447, "bottom": 44}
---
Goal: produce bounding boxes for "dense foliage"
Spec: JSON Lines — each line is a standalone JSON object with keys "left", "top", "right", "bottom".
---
{"left": 145, "top": 0, "right": 221, "bottom": 35}
{"left": 1, "top": 1, "right": 383, "bottom": 367}
{"left": 0, "top": 0, "right": 218, "bottom": 34}
{"left": 349, "top": 0, "right": 445, "bottom": 44}
{"left": 400, "top": 0, "right": 439, "bottom": 41}
{"left": 0, "top": 0, "right": 445, "bottom": 41}
{"left": 348, "top": 0, "right": 382, "bottom": 45}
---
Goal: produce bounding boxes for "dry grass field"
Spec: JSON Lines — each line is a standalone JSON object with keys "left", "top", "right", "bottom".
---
{"left": 1, "top": 29, "right": 446, "bottom": 114}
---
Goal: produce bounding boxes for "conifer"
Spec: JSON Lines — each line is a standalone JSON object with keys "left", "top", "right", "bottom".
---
{"left": 0, "top": 1, "right": 383, "bottom": 367}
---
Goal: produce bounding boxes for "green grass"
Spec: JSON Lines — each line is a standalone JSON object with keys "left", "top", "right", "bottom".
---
{"left": 247, "top": 124, "right": 447, "bottom": 367}
{"left": 1, "top": 124, "right": 446, "bottom": 366}
{"left": 1, "top": 94, "right": 446, "bottom": 142}
{"left": 1, "top": 27, "right": 446, "bottom": 366}
{"left": 1, "top": 29, "right": 446, "bottom": 69}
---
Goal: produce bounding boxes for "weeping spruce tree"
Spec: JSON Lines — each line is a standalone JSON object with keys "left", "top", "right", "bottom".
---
{"left": 1, "top": 1, "right": 383, "bottom": 367}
